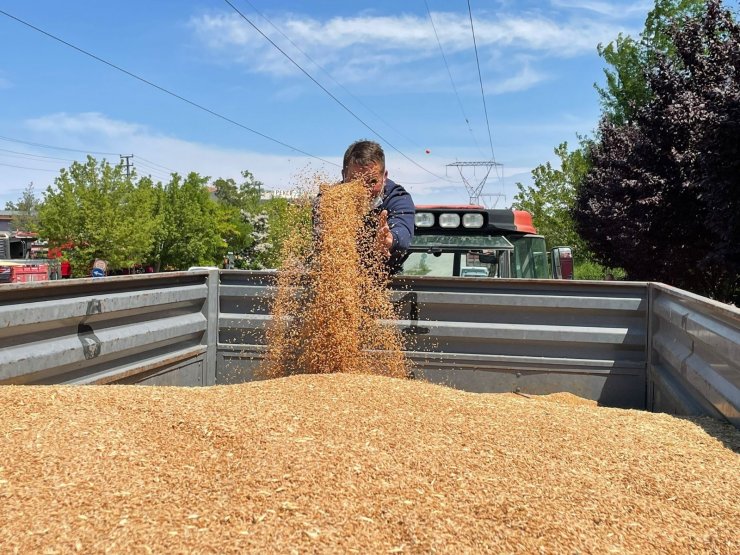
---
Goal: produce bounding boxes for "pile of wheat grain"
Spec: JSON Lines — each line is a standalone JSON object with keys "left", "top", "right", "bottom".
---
{"left": 4, "top": 178, "right": 736, "bottom": 553}
{"left": 1, "top": 374, "right": 737, "bottom": 553}
{"left": 263, "top": 180, "right": 407, "bottom": 379}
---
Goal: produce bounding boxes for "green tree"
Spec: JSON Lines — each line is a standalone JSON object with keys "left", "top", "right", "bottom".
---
{"left": 596, "top": 35, "right": 651, "bottom": 125}
{"left": 574, "top": 0, "right": 740, "bottom": 302}
{"left": 262, "top": 196, "right": 312, "bottom": 265}
{"left": 4, "top": 183, "right": 41, "bottom": 232}
{"left": 596, "top": 0, "right": 708, "bottom": 124}
{"left": 213, "top": 202, "right": 250, "bottom": 263}
{"left": 513, "top": 141, "right": 591, "bottom": 260}
{"left": 212, "top": 170, "right": 266, "bottom": 261}
{"left": 213, "top": 170, "right": 263, "bottom": 212}
{"left": 153, "top": 172, "right": 224, "bottom": 271}
{"left": 37, "top": 157, "right": 158, "bottom": 276}
{"left": 136, "top": 176, "right": 165, "bottom": 269}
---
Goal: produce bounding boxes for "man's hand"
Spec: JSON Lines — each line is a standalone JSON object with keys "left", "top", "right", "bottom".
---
{"left": 376, "top": 210, "right": 393, "bottom": 258}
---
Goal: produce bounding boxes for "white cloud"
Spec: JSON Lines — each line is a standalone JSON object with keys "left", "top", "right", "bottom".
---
{"left": 0, "top": 112, "right": 533, "bottom": 207}
{"left": 189, "top": 9, "right": 638, "bottom": 88}
{"left": 550, "top": 0, "right": 652, "bottom": 19}
{"left": 489, "top": 65, "right": 550, "bottom": 94}
{"left": 1, "top": 112, "right": 569, "bottom": 208}
{"left": 191, "top": 11, "right": 622, "bottom": 55}
{"left": 26, "top": 112, "right": 144, "bottom": 137}
{"left": 18, "top": 113, "right": 338, "bottom": 190}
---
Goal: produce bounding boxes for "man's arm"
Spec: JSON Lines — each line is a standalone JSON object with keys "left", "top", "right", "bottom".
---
{"left": 384, "top": 183, "right": 415, "bottom": 254}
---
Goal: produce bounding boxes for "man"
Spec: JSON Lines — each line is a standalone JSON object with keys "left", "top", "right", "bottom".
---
{"left": 340, "top": 140, "right": 415, "bottom": 275}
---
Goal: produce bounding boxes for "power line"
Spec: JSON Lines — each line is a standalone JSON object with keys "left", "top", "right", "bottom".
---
{"left": 0, "top": 134, "right": 118, "bottom": 156}
{"left": 136, "top": 156, "right": 176, "bottom": 174}
{"left": 397, "top": 177, "right": 447, "bottom": 185}
{"left": 0, "top": 153, "right": 168, "bottom": 181}
{"left": 0, "top": 147, "right": 76, "bottom": 163}
{"left": 133, "top": 160, "right": 172, "bottom": 178}
{"left": 467, "top": 0, "right": 498, "bottom": 169}
{"left": 0, "top": 161, "right": 60, "bottom": 172}
{"left": 0, "top": 137, "right": 230, "bottom": 184}
{"left": 0, "top": 135, "right": 172, "bottom": 178}
{"left": 0, "top": 8, "right": 338, "bottom": 167}
{"left": 132, "top": 163, "right": 172, "bottom": 181}
{"left": 0, "top": 136, "right": 174, "bottom": 181}
{"left": 223, "top": 0, "right": 454, "bottom": 182}
{"left": 0, "top": 157, "right": 168, "bottom": 183}
{"left": 240, "top": 0, "right": 426, "bottom": 153}
{"left": 424, "top": 0, "right": 485, "bottom": 158}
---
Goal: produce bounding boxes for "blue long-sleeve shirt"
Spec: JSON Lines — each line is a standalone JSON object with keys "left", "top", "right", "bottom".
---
{"left": 376, "top": 179, "right": 415, "bottom": 274}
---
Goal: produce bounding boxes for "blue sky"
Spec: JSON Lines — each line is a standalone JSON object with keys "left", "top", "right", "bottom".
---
{"left": 0, "top": 0, "right": 651, "bottom": 207}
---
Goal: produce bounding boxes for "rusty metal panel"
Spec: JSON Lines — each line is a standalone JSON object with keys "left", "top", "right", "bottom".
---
{"left": 0, "top": 273, "right": 210, "bottom": 386}
{"left": 649, "top": 284, "right": 740, "bottom": 427}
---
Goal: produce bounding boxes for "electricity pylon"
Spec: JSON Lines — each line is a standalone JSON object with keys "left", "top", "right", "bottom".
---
{"left": 446, "top": 161, "right": 504, "bottom": 207}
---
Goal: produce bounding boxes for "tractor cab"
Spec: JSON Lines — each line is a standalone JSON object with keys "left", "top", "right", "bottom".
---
{"left": 0, "top": 231, "right": 36, "bottom": 259}
{"left": 399, "top": 205, "right": 559, "bottom": 279}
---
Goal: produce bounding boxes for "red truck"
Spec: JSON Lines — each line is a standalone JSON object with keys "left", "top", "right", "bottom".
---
{"left": 0, "top": 232, "right": 63, "bottom": 281}
{"left": 0, "top": 261, "right": 50, "bottom": 283}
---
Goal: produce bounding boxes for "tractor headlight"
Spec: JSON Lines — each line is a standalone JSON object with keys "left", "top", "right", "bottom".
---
{"left": 462, "top": 213, "right": 484, "bottom": 228}
{"left": 414, "top": 212, "right": 435, "bottom": 228}
{"left": 439, "top": 213, "right": 461, "bottom": 228}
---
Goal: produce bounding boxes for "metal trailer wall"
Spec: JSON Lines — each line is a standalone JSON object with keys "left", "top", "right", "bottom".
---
{"left": 649, "top": 283, "right": 740, "bottom": 428}
{"left": 1, "top": 270, "right": 738, "bottom": 427}
{"left": 218, "top": 272, "right": 649, "bottom": 409}
{"left": 0, "top": 271, "right": 218, "bottom": 386}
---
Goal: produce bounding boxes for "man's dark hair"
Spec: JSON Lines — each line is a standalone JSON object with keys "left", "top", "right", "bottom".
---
{"left": 342, "top": 140, "right": 385, "bottom": 174}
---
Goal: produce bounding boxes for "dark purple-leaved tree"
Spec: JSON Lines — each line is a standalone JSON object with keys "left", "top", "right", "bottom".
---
{"left": 574, "top": 0, "right": 739, "bottom": 302}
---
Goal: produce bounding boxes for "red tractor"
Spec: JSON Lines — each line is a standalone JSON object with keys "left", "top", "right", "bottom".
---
{"left": 398, "top": 205, "right": 573, "bottom": 280}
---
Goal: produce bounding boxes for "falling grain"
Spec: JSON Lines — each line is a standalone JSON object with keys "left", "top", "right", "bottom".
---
{"left": 263, "top": 180, "right": 408, "bottom": 379}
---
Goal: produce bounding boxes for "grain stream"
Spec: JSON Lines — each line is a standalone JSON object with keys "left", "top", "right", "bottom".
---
{"left": 262, "top": 180, "right": 408, "bottom": 379}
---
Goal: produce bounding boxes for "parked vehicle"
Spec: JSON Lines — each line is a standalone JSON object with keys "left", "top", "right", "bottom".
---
{"left": 0, "top": 231, "right": 36, "bottom": 259}
{"left": 0, "top": 261, "right": 50, "bottom": 283}
{"left": 0, "top": 232, "right": 62, "bottom": 281}
{"left": 399, "top": 205, "right": 574, "bottom": 279}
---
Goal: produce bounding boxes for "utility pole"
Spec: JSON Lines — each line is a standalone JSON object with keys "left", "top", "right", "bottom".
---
{"left": 120, "top": 154, "right": 134, "bottom": 180}
{"left": 446, "top": 161, "right": 504, "bottom": 207}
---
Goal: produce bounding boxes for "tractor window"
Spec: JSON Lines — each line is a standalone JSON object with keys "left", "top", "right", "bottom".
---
{"left": 401, "top": 252, "right": 455, "bottom": 276}
{"left": 511, "top": 236, "right": 548, "bottom": 279}
{"left": 411, "top": 234, "right": 514, "bottom": 250}
{"left": 403, "top": 235, "right": 514, "bottom": 278}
